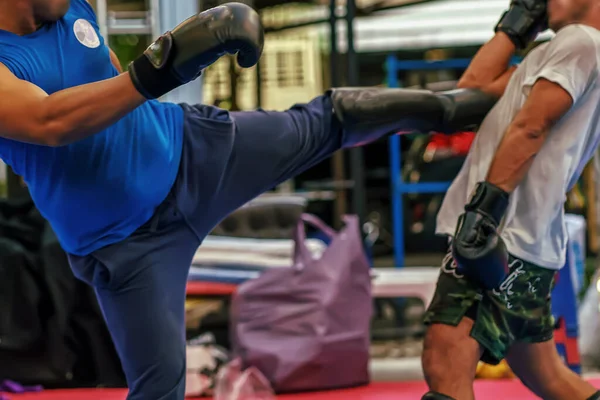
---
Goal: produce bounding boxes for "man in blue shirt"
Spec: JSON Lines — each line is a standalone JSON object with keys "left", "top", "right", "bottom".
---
{"left": 0, "top": 0, "right": 496, "bottom": 399}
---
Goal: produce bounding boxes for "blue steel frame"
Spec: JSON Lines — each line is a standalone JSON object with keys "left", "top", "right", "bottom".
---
{"left": 386, "top": 55, "right": 521, "bottom": 267}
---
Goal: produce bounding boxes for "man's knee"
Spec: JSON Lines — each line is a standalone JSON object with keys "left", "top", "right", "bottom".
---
{"left": 422, "top": 321, "right": 473, "bottom": 371}
{"left": 422, "top": 334, "right": 454, "bottom": 383}
{"left": 422, "top": 320, "right": 481, "bottom": 387}
{"left": 294, "top": 94, "right": 341, "bottom": 150}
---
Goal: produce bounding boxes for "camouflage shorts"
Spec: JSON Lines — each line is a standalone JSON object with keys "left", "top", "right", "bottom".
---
{"left": 424, "top": 249, "right": 556, "bottom": 365}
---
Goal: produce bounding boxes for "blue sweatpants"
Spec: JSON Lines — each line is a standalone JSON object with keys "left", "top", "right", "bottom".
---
{"left": 67, "top": 95, "right": 342, "bottom": 400}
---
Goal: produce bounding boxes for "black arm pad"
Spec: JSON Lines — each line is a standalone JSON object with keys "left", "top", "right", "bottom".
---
{"left": 330, "top": 87, "right": 498, "bottom": 138}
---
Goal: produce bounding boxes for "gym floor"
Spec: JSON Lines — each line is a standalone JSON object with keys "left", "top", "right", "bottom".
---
{"left": 9, "top": 379, "right": 600, "bottom": 399}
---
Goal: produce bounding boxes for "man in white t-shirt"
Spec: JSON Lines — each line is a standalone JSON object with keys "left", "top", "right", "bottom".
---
{"left": 421, "top": 1, "right": 600, "bottom": 399}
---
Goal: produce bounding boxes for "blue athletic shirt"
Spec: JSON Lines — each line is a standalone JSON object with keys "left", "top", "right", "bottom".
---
{"left": 0, "top": 0, "right": 184, "bottom": 255}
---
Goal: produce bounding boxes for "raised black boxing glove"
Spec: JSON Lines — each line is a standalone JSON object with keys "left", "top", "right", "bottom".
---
{"left": 452, "top": 182, "right": 510, "bottom": 290}
{"left": 495, "top": 0, "right": 547, "bottom": 49}
{"left": 129, "top": 2, "right": 264, "bottom": 99}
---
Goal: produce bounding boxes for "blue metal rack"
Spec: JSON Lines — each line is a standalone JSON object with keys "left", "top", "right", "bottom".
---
{"left": 386, "top": 55, "right": 521, "bottom": 267}
{"left": 386, "top": 56, "right": 472, "bottom": 268}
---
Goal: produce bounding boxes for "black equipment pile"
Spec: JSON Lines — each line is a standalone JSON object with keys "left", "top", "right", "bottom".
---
{"left": 0, "top": 194, "right": 124, "bottom": 388}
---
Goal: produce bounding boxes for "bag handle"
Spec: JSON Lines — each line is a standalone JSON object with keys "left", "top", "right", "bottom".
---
{"left": 293, "top": 214, "right": 363, "bottom": 270}
{"left": 341, "top": 214, "right": 360, "bottom": 233}
{"left": 230, "top": 367, "right": 274, "bottom": 398}
{"left": 300, "top": 214, "right": 337, "bottom": 238}
{"left": 293, "top": 213, "right": 337, "bottom": 269}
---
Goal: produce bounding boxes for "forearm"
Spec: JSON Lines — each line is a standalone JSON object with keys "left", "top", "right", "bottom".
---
{"left": 487, "top": 77, "right": 576, "bottom": 193}
{"left": 481, "top": 66, "right": 517, "bottom": 98}
{"left": 458, "top": 32, "right": 517, "bottom": 89}
{"left": 41, "top": 73, "right": 145, "bottom": 146}
{"left": 486, "top": 124, "right": 546, "bottom": 193}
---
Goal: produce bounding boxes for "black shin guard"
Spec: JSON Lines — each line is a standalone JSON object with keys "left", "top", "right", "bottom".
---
{"left": 329, "top": 87, "right": 497, "bottom": 148}
{"left": 587, "top": 391, "right": 600, "bottom": 400}
{"left": 421, "top": 391, "right": 457, "bottom": 400}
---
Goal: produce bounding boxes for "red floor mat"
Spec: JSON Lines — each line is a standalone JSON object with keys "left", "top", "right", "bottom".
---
{"left": 8, "top": 379, "right": 600, "bottom": 400}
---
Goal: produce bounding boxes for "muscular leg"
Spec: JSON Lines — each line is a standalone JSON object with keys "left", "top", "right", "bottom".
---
{"left": 179, "top": 89, "right": 494, "bottom": 232}
{"left": 506, "top": 340, "right": 598, "bottom": 400}
{"left": 422, "top": 318, "right": 483, "bottom": 400}
{"left": 68, "top": 201, "right": 200, "bottom": 400}
{"left": 175, "top": 96, "right": 343, "bottom": 235}
{"left": 422, "top": 250, "right": 512, "bottom": 400}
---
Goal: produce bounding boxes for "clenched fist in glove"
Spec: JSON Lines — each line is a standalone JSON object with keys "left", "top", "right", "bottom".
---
{"left": 495, "top": 0, "right": 548, "bottom": 49}
{"left": 129, "top": 2, "right": 264, "bottom": 99}
{"left": 452, "top": 182, "right": 510, "bottom": 290}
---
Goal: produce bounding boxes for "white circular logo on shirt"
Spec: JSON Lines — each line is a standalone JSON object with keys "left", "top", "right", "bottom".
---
{"left": 73, "top": 19, "right": 100, "bottom": 49}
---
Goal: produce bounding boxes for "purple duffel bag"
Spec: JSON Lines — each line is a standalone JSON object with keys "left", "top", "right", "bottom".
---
{"left": 230, "top": 214, "right": 372, "bottom": 393}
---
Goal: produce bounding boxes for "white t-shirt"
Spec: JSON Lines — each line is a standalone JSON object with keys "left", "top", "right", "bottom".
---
{"left": 436, "top": 24, "right": 600, "bottom": 270}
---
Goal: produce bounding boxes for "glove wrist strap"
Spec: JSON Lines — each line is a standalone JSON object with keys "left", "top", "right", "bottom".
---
{"left": 494, "top": 8, "right": 538, "bottom": 49}
{"left": 465, "top": 182, "right": 509, "bottom": 225}
{"left": 128, "top": 32, "right": 183, "bottom": 99}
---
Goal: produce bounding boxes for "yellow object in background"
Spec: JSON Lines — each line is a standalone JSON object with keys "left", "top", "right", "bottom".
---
{"left": 475, "top": 360, "right": 515, "bottom": 379}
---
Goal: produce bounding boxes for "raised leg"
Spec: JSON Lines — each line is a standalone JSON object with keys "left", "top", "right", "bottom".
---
{"left": 179, "top": 88, "right": 497, "bottom": 235}
{"left": 196, "top": 95, "right": 343, "bottom": 226}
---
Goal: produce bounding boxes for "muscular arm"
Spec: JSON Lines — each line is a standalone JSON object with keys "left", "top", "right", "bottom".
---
{"left": 458, "top": 32, "right": 517, "bottom": 97}
{"left": 458, "top": 0, "right": 548, "bottom": 98}
{"left": 0, "top": 1, "right": 131, "bottom": 145}
{"left": 0, "top": 64, "right": 145, "bottom": 146}
{"left": 487, "top": 26, "right": 598, "bottom": 193}
{"left": 486, "top": 79, "right": 573, "bottom": 192}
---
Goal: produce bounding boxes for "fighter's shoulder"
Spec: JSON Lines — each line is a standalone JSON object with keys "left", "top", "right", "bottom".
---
{"left": 549, "top": 24, "right": 599, "bottom": 55}
{"left": 70, "top": 0, "right": 98, "bottom": 20}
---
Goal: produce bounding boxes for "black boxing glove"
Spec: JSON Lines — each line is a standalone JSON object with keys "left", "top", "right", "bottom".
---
{"left": 129, "top": 2, "right": 264, "bottom": 99}
{"left": 495, "top": 0, "right": 548, "bottom": 49}
{"left": 452, "top": 182, "right": 510, "bottom": 290}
